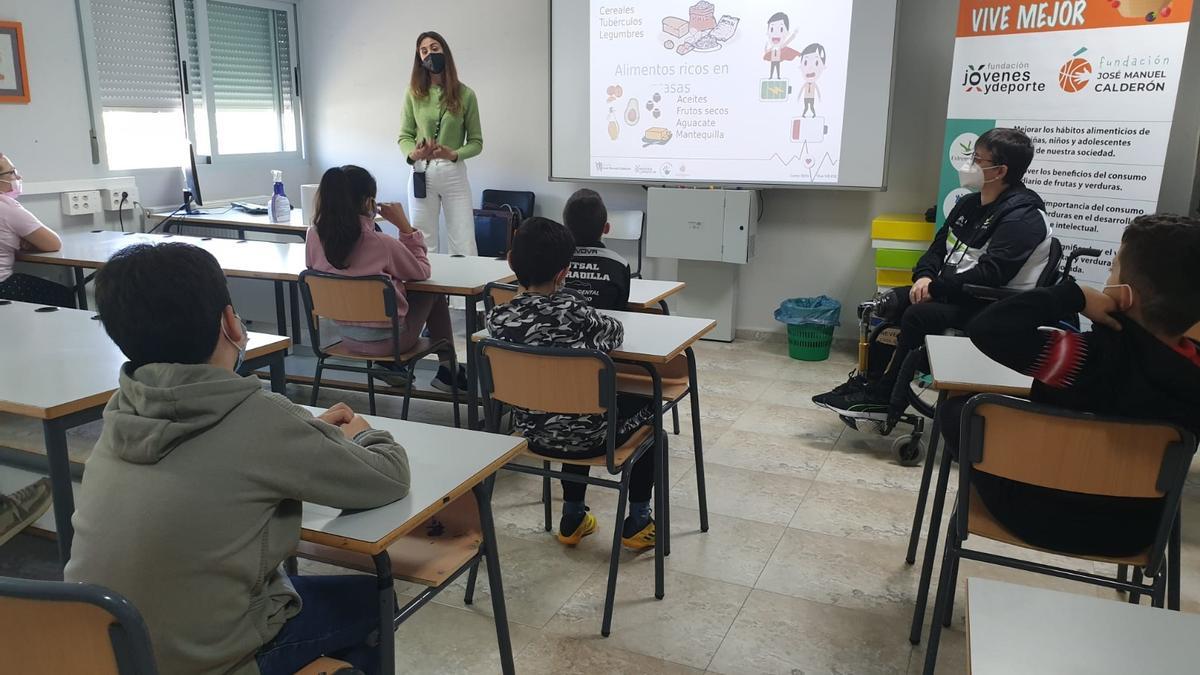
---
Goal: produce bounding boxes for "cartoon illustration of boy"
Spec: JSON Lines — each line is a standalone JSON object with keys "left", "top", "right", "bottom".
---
{"left": 798, "top": 43, "right": 826, "bottom": 118}
{"left": 763, "top": 12, "right": 798, "bottom": 79}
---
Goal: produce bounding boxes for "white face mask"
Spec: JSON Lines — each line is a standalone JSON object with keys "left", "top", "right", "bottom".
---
{"left": 1, "top": 178, "right": 21, "bottom": 197}
{"left": 958, "top": 164, "right": 1002, "bottom": 190}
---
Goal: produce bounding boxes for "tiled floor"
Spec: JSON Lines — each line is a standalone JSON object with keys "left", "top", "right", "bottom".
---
{"left": 2, "top": 333, "right": 1198, "bottom": 674}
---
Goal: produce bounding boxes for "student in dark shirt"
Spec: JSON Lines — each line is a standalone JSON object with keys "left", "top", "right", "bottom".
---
{"left": 941, "top": 213, "right": 1200, "bottom": 556}
{"left": 562, "top": 189, "right": 631, "bottom": 311}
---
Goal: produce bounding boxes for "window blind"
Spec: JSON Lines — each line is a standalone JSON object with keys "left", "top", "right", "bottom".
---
{"left": 208, "top": 1, "right": 280, "bottom": 110}
{"left": 91, "top": 0, "right": 183, "bottom": 109}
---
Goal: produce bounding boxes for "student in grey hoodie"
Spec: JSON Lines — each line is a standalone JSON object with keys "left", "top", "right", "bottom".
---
{"left": 64, "top": 243, "right": 411, "bottom": 675}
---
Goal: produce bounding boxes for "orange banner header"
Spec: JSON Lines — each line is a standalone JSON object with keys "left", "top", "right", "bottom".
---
{"left": 956, "top": 0, "right": 1192, "bottom": 37}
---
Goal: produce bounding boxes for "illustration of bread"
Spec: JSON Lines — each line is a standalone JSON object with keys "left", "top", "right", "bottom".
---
{"left": 1114, "top": 0, "right": 1172, "bottom": 19}
{"left": 662, "top": 16, "right": 689, "bottom": 38}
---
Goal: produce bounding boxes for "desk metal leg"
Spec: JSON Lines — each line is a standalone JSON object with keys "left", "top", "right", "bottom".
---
{"left": 651, "top": 370, "right": 667, "bottom": 592}
{"left": 1168, "top": 510, "right": 1182, "bottom": 611}
{"left": 268, "top": 353, "right": 286, "bottom": 394}
{"left": 466, "top": 294, "right": 481, "bottom": 429}
{"left": 907, "top": 391, "right": 947, "bottom": 565}
{"left": 474, "top": 477, "right": 515, "bottom": 675}
{"left": 73, "top": 267, "right": 88, "bottom": 310}
{"left": 273, "top": 282, "right": 287, "bottom": 340}
{"left": 685, "top": 347, "right": 708, "bottom": 532}
{"left": 371, "top": 552, "right": 395, "bottom": 675}
{"left": 289, "top": 282, "right": 302, "bottom": 347}
{"left": 909, "top": 449, "right": 954, "bottom": 645}
{"left": 43, "top": 419, "right": 76, "bottom": 565}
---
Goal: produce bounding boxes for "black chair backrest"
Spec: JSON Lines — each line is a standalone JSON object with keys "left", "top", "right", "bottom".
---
{"left": 1035, "top": 236, "right": 1064, "bottom": 288}
{"left": 0, "top": 576, "right": 159, "bottom": 674}
{"left": 481, "top": 189, "right": 535, "bottom": 221}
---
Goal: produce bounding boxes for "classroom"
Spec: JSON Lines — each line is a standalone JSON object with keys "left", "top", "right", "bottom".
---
{"left": 1, "top": 1, "right": 1199, "bottom": 673}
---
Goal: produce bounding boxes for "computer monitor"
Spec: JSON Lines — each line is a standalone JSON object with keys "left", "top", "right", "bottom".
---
{"left": 181, "top": 142, "right": 203, "bottom": 214}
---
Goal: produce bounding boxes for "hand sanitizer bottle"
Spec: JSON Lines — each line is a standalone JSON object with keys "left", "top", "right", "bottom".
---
{"left": 267, "top": 170, "right": 291, "bottom": 223}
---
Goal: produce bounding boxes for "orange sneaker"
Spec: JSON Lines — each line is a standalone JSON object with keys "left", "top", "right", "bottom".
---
{"left": 620, "top": 519, "right": 656, "bottom": 551}
{"left": 556, "top": 512, "right": 597, "bottom": 546}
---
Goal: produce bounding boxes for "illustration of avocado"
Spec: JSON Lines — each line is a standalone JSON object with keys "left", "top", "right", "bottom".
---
{"left": 625, "top": 98, "right": 640, "bottom": 126}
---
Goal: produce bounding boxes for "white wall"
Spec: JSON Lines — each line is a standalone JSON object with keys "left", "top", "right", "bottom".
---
{"left": 0, "top": 0, "right": 314, "bottom": 320}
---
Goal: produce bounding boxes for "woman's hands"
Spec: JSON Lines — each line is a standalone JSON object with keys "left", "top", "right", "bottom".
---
{"left": 409, "top": 139, "right": 458, "bottom": 162}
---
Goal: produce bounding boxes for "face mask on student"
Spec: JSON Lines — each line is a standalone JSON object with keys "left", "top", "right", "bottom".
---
{"left": 422, "top": 53, "right": 446, "bottom": 74}
{"left": 958, "top": 164, "right": 1002, "bottom": 190}
{"left": 1, "top": 178, "right": 21, "bottom": 197}
{"left": 222, "top": 313, "right": 249, "bottom": 372}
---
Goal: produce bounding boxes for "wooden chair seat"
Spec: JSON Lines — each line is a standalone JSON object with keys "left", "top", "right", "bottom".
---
{"left": 615, "top": 359, "right": 689, "bottom": 400}
{"left": 966, "top": 488, "right": 1150, "bottom": 567}
{"left": 294, "top": 656, "right": 356, "bottom": 675}
{"left": 522, "top": 425, "right": 654, "bottom": 469}
{"left": 296, "top": 494, "right": 482, "bottom": 587}
{"left": 321, "top": 337, "right": 437, "bottom": 363}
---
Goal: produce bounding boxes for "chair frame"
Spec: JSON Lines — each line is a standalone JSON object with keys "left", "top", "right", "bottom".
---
{"left": 482, "top": 282, "right": 711, "bottom": 539}
{"left": 474, "top": 337, "right": 665, "bottom": 636}
{"left": 298, "top": 270, "right": 459, "bottom": 425}
{"left": 604, "top": 210, "right": 645, "bottom": 278}
{"left": 920, "top": 394, "right": 1195, "bottom": 674}
{"left": 0, "top": 577, "right": 159, "bottom": 675}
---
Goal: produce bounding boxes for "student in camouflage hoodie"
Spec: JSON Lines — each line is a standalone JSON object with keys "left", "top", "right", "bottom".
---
{"left": 487, "top": 217, "right": 657, "bottom": 550}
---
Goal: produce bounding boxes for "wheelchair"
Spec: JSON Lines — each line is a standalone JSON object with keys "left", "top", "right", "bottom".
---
{"left": 838, "top": 239, "right": 1101, "bottom": 466}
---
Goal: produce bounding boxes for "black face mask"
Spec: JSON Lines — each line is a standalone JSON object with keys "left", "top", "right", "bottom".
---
{"left": 422, "top": 53, "right": 446, "bottom": 74}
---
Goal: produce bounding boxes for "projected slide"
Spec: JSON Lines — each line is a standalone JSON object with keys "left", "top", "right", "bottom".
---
{"left": 590, "top": 1, "right": 852, "bottom": 184}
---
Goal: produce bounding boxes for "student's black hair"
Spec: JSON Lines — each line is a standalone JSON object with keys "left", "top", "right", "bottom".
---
{"left": 314, "top": 165, "right": 377, "bottom": 269}
{"left": 975, "top": 127, "right": 1035, "bottom": 186}
{"left": 95, "top": 243, "right": 233, "bottom": 369}
{"left": 562, "top": 188, "right": 608, "bottom": 245}
{"left": 800, "top": 42, "right": 825, "bottom": 62}
{"left": 768, "top": 12, "right": 789, "bottom": 29}
{"left": 1118, "top": 213, "right": 1200, "bottom": 336}
{"left": 509, "top": 217, "right": 575, "bottom": 287}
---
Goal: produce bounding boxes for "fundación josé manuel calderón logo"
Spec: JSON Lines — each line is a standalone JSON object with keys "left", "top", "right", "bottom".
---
{"left": 1058, "top": 47, "right": 1092, "bottom": 93}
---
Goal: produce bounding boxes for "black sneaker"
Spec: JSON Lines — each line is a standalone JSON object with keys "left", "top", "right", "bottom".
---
{"left": 812, "top": 387, "right": 890, "bottom": 421}
{"left": 431, "top": 364, "right": 468, "bottom": 393}
{"left": 812, "top": 373, "right": 869, "bottom": 408}
{"left": 375, "top": 363, "right": 412, "bottom": 388}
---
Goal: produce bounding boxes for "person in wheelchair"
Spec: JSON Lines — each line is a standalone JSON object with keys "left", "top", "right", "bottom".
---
{"left": 814, "top": 128, "right": 1053, "bottom": 422}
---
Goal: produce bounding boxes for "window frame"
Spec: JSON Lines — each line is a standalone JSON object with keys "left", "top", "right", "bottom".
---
{"left": 78, "top": 0, "right": 304, "bottom": 170}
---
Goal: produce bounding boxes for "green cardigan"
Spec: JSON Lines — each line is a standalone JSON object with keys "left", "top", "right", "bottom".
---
{"left": 397, "top": 83, "right": 483, "bottom": 163}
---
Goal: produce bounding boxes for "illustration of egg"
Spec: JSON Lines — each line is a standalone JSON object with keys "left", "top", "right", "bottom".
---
{"left": 625, "top": 98, "right": 640, "bottom": 126}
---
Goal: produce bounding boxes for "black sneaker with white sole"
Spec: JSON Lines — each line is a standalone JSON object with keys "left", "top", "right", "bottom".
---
{"left": 812, "top": 386, "right": 891, "bottom": 421}
{"left": 431, "top": 364, "right": 469, "bottom": 394}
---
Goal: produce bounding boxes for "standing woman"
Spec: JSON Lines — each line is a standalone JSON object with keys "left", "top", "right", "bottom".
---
{"left": 398, "top": 31, "right": 483, "bottom": 257}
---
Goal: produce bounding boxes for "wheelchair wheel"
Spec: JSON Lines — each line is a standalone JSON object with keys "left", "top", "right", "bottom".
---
{"left": 893, "top": 434, "right": 924, "bottom": 467}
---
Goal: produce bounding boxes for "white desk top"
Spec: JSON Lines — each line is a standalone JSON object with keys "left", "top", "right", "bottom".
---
{"left": 967, "top": 578, "right": 1200, "bottom": 675}
{"left": 20, "top": 230, "right": 516, "bottom": 294}
{"left": 149, "top": 207, "right": 310, "bottom": 234}
{"left": 627, "top": 279, "right": 685, "bottom": 310}
{"left": 0, "top": 301, "right": 289, "bottom": 420}
{"left": 925, "top": 334, "right": 1033, "bottom": 397}
{"left": 299, "top": 406, "right": 526, "bottom": 554}
{"left": 473, "top": 309, "right": 715, "bottom": 364}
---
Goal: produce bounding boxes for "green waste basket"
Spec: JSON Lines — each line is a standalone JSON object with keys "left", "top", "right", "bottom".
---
{"left": 786, "top": 324, "right": 836, "bottom": 361}
{"left": 775, "top": 295, "right": 841, "bottom": 362}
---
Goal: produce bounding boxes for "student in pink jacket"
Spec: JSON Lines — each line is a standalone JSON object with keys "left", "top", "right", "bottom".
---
{"left": 305, "top": 165, "right": 466, "bottom": 393}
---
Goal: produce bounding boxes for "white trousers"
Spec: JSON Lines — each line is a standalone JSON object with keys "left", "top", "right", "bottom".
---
{"left": 408, "top": 159, "right": 476, "bottom": 256}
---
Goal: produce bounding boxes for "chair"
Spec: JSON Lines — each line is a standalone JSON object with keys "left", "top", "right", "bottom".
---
{"left": 483, "top": 281, "right": 710, "bottom": 535}
{"left": 919, "top": 395, "right": 1196, "bottom": 674}
{"left": 298, "top": 270, "right": 459, "bottom": 425}
{"left": 481, "top": 190, "right": 535, "bottom": 222}
{"left": 0, "top": 577, "right": 354, "bottom": 675}
{"left": 604, "top": 210, "right": 645, "bottom": 278}
{"left": 475, "top": 338, "right": 664, "bottom": 636}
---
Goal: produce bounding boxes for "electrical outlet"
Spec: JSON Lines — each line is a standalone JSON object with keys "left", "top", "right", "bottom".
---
{"left": 60, "top": 190, "right": 102, "bottom": 216}
{"left": 100, "top": 187, "right": 138, "bottom": 211}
